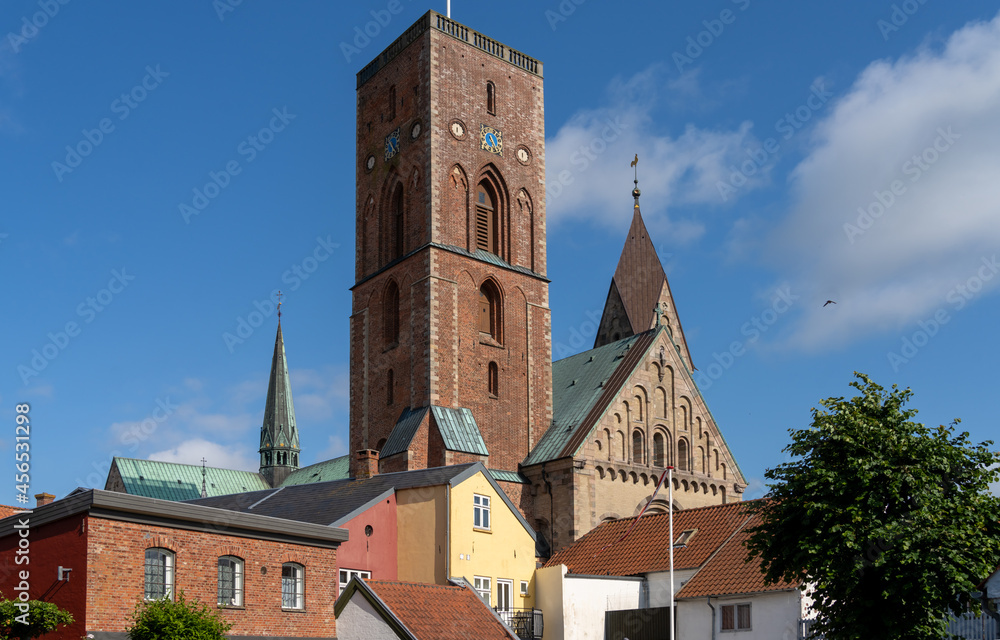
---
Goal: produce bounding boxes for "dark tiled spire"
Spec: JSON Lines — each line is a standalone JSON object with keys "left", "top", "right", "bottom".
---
{"left": 593, "top": 190, "right": 694, "bottom": 368}
{"left": 259, "top": 320, "right": 301, "bottom": 487}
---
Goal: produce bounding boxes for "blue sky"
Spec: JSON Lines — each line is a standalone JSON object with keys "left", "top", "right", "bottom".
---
{"left": 2, "top": 1, "right": 999, "bottom": 500}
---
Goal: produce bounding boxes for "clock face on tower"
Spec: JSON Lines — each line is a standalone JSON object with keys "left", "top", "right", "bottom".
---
{"left": 480, "top": 124, "right": 503, "bottom": 156}
{"left": 384, "top": 128, "right": 400, "bottom": 161}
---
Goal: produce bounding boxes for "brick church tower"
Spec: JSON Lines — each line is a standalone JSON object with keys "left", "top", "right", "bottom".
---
{"left": 349, "top": 11, "right": 552, "bottom": 477}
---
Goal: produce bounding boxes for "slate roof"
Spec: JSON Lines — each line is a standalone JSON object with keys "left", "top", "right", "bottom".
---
{"left": 523, "top": 329, "right": 658, "bottom": 466}
{"left": 280, "top": 455, "right": 350, "bottom": 486}
{"left": 110, "top": 457, "right": 270, "bottom": 501}
{"left": 676, "top": 510, "right": 797, "bottom": 598}
{"left": 381, "top": 406, "right": 429, "bottom": 458}
{"left": 488, "top": 469, "right": 529, "bottom": 484}
{"left": 186, "top": 464, "right": 480, "bottom": 527}
{"left": 545, "top": 500, "right": 761, "bottom": 576}
{"left": 347, "top": 579, "right": 519, "bottom": 640}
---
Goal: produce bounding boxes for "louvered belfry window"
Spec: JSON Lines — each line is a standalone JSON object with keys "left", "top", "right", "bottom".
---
{"left": 475, "top": 183, "right": 497, "bottom": 254}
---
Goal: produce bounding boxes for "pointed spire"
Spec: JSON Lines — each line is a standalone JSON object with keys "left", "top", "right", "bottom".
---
{"left": 259, "top": 314, "right": 301, "bottom": 488}
{"left": 592, "top": 183, "right": 695, "bottom": 368}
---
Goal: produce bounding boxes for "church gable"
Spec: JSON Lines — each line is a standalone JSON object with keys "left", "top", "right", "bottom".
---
{"left": 579, "top": 328, "right": 746, "bottom": 507}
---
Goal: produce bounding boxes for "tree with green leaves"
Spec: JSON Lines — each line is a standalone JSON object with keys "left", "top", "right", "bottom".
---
{"left": 745, "top": 373, "right": 1000, "bottom": 640}
{"left": 0, "top": 596, "right": 74, "bottom": 640}
{"left": 127, "top": 591, "right": 232, "bottom": 640}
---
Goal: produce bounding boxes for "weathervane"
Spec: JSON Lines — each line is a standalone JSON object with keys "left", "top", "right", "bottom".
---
{"left": 277, "top": 291, "right": 283, "bottom": 322}
{"left": 631, "top": 154, "right": 641, "bottom": 207}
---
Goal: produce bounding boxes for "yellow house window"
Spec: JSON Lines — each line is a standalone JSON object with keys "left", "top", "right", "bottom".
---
{"left": 474, "top": 494, "right": 491, "bottom": 530}
{"left": 474, "top": 576, "right": 491, "bottom": 604}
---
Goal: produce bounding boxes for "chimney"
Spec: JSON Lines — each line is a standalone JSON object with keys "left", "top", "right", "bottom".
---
{"left": 35, "top": 493, "right": 55, "bottom": 507}
{"left": 356, "top": 450, "right": 379, "bottom": 480}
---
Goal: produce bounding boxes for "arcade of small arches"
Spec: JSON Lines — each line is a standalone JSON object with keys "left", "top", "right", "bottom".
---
{"left": 589, "top": 382, "right": 730, "bottom": 482}
{"left": 591, "top": 464, "right": 729, "bottom": 503}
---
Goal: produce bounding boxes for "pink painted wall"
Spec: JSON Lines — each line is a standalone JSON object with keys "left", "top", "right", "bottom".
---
{"left": 335, "top": 492, "right": 398, "bottom": 596}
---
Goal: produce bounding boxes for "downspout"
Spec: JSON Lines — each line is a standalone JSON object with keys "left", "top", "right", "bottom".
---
{"left": 445, "top": 483, "right": 451, "bottom": 581}
{"left": 707, "top": 597, "right": 716, "bottom": 640}
{"left": 542, "top": 462, "right": 554, "bottom": 554}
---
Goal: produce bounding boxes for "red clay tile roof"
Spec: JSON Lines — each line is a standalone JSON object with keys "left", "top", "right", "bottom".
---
{"left": 0, "top": 505, "right": 29, "bottom": 520}
{"left": 546, "top": 500, "right": 759, "bottom": 576}
{"left": 366, "top": 580, "right": 517, "bottom": 640}
{"left": 676, "top": 511, "right": 797, "bottom": 598}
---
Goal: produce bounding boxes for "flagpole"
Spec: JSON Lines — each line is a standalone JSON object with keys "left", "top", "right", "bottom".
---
{"left": 447, "top": 0, "right": 451, "bottom": 18}
{"left": 668, "top": 465, "right": 675, "bottom": 640}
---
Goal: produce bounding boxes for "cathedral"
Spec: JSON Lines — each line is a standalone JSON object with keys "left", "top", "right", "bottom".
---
{"left": 107, "top": 10, "right": 744, "bottom": 555}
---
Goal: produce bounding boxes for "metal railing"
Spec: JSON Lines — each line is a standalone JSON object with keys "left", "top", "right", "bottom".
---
{"left": 495, "top": 607, "right": 543, "bottom": 640}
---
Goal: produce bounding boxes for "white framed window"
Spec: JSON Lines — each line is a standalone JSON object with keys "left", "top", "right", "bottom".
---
{"left": 144, "top": 548, "right": 174, "bottom": 600}
{"left": 339, "top": 568, "right": 371, "bottom": 595}
{"left": 281, "top": 563, "right": 304, "bottom": 610}
{"left": 721, "top": 603, "right": 751, "bottom": 631}
{"left": 473, "top": 494, "right": 491, "bottom": 530}
{"left": 520, "top": 580, "right": 529, "bottom": 596}
{"left": 497, "top": 579, "right": 513, "bottom": 613}
{"left": 217, "top": 556, "right": 244, "bottom": 606}
{"left": 473, "top": 576, "right": 491, "bottom": 604}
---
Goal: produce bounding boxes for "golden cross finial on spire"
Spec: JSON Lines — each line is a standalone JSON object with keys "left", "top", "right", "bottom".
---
{"left": 277, "top": 291, "right": 283, "bottom": 322}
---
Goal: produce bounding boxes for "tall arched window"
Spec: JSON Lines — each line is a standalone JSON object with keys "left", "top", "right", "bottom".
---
{"left": 384, "top": 280, "right": 399, "bottom": 345}
{"left": 390, "top": 183, "right": 404, "bottom": 260}
{"left": 478, "top": 279, "right": 502, "bottom": 342}
{"left": 653, "top": 432, "right": 665, "bottom": 467}
{"left": 475, "top": 182, "right": 498, "bottom": 254}
{"left": 387, "top": 368, "right": 395, "bottom": 405}
{"left": 678, "top": 439, "right": 689, "bottom": 471}
{"left": 486, "top": 81, "right": 496, "bottom": 115}
{"left": 634, "top": 395, "right": 644, "bottom": 421}
{"left": 488, "top": 362, "right": 499, "bottom": 397}
{"left": 632, "top": 430, "right": 643, "bottom": 465}
{"left": 616, "top": 431, "right": 626, "bottom": 460}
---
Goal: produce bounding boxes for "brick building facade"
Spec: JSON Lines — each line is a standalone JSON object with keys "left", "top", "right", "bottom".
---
{"left": 348, "top": 10, "right": 745, "bottom": 554}
{"left": 0, "top": 490, "right": 346, "bottom": 639}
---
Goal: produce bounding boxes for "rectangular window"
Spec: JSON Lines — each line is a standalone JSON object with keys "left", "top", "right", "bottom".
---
{"left": 473, "top": 576, "right": 491, "bottom": 604}
{"left": 721, "top": 603, "right": 751, "bottom": 631}
{"left": 497, "top": 579, "right": 513, "bottom": 612}
{"left": 217, "top": 556, "right": 244, "bottom": 606}
{"left": 520, "top": 580, "right": 529, "bottom": 596}
{"left": 144, "top": 548, "right": 174, "bottom": 601}
{"left": 281, "top": 563, "right": 304, "bottom": 610}
{"left": 339, "top": 569, "right": 371, "bottom": 595}
{"left": 473, "top": 494, "right": 491, "bottom": 530}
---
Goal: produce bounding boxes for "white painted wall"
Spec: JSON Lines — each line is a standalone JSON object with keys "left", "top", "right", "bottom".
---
{"left": 677, "top": 591, "right": 801, "bottom": 640}
{"left": 645, "top": 569, "right": 699, "bottom": 608}
{"left": 986, "top": 567, "right": 1000, "bottom": 599}
{"left": 336, "top": 591, "right": 404, "bottom": 640}
{"left": 535, "top": 564, "right": 644, "bottom": 640}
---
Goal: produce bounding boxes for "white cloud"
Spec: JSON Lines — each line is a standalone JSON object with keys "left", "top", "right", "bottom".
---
{"left": 149, "top": 438, "right": 257, "bottom": 472}
{"left": 765, "top": 12, "right": 1000, "bottom": 350}
{"left": 290, "top": 365, "right": 349, "bottom": 423}
{"left": 316, "top": 434, "right": 348, "bottom": 462}
{"left": 545, "top": 66, "right": 766, "bottom": 236}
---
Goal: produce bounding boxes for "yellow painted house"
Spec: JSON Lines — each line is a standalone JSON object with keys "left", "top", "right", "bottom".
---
{"left": 394, "top": 462, "right": 540, "bottom": 612}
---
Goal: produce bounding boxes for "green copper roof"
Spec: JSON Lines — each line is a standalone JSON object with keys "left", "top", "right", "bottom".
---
{"left": 109, "top": 457, "right": 270, "bottom": 501}
{"left": 430, "top": 406, "right": 489, "bottom": 456}
{"left": 381, "top": 407, "right": 430, "bottom": 459}
{"left": 281, "top": 455, "right": 351, "bottom": 486}
{"left": 524, "top": 330, "right": 656, "bottom": 466}
{"left": 487, "top": 469, "right": 529, "bottom": 484}
{"left": 261, "top": 323, "right": 300, "bottom": 454}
